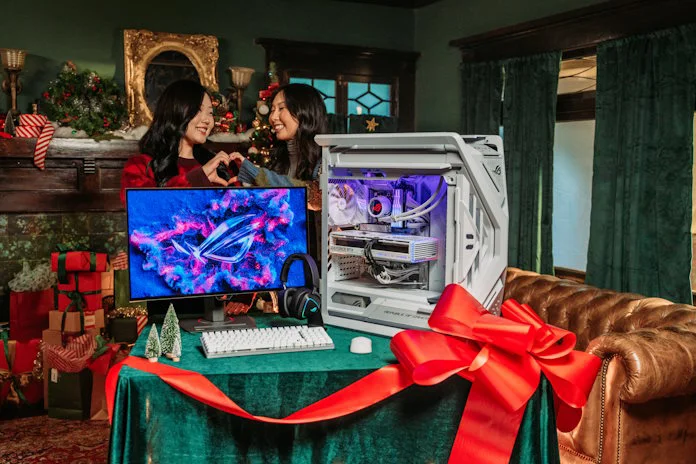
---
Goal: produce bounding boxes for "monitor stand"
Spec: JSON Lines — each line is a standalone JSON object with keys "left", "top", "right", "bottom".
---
{"left": 178, "top": 297, "right": 257, "bottom": 333}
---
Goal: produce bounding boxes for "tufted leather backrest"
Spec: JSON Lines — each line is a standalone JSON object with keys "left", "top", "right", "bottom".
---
{"left": 503, "top": 267, "right": 696, "bottom": 351}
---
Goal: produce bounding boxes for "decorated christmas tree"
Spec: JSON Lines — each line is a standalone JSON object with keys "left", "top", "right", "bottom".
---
{"left": 160, "top": 304, "right": 181, "bottom": 360}
{"left": 248, "top": 81, "right": 279, "bottom": 167}
{"left": 41, "top": 61, "right": 127, "bottom": 137}
{"left": 209, "top": 92, "right": 247, "bottom": 135}
{"left": 145, "top": 324, "right": 161, "bottom": 362}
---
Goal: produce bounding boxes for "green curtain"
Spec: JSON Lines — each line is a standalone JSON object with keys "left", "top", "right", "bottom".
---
{"left": 348, "top": 114, "right": 398, "bottom": 133}
{"left": 503, "top": 52, "right": 560, "bottom": 275}
{"left": 586, "top": 25, "right": 696, "bottom": 304}
{"left": 461, "top": 60, "right": 503, "bottom": 134}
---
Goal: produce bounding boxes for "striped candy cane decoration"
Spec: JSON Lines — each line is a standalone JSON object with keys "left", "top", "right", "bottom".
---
{"left": 33, "top": 122, "right": 55, "bottom": 170}
{"left": 16, "top": 114, "right": 55, "bottom": 170}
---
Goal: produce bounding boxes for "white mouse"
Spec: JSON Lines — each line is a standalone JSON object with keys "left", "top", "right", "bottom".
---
{"left": 350, "top": 336, "right": 372, "bottom": 354}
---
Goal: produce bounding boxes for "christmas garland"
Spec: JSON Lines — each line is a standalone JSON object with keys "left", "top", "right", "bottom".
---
{"left": 41, "top": 61, "right": 127, "bottom": 137}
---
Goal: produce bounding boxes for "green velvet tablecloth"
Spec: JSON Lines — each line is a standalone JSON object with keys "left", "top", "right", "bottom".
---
{"left": 109, "top": 316, "right": 560, "bottom": 464}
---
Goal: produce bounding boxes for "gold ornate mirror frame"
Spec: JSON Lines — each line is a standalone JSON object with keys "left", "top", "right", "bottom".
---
{"left": 123, "top": 29, "right": 219, "bottom": 127}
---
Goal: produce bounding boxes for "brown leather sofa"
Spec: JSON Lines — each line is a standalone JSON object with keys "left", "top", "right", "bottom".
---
{"left": 503, "top": 267, "right": 696, "bottom": 464}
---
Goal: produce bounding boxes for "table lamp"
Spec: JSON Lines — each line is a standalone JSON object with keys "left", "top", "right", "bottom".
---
{"left": 1, "top": 48, "right": 26, "bottom": 115}
{"left": 228, "top": 66, "right": 255, "bottom": 119}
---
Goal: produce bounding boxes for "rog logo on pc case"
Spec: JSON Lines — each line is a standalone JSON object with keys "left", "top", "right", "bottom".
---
{"left": 171, "top": 214, "right": 257, "bottom": 264}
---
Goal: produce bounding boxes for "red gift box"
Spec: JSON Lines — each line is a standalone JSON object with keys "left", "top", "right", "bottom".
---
{"left": 0, "top": 335, "right": 43, "bottom": 407}
{"left": 51, "top": 251, "right": 108, "bottom": 275}
{"left": 9, "top": 289, "right": 54, "bottom": 342}
{"left": 54, "top": 272, "right": 103, "bottom": 313}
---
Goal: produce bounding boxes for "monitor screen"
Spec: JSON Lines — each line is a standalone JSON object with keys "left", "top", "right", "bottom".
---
{"left": 126, "top": 187, "right": 309, "bottom": 301}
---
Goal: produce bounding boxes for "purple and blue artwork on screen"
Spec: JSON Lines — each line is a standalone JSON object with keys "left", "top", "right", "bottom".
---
{"left": 126, "top": 187, "right": 308, "bottom": 300}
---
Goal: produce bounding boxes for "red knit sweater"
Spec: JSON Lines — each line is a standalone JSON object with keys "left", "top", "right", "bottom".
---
{"left": 120, "top": 154, "right": 212, "bottom": 204}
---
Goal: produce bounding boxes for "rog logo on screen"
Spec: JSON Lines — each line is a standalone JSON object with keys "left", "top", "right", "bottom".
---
{"left": 170, "top": 214, "right": 257, "bottom": 264}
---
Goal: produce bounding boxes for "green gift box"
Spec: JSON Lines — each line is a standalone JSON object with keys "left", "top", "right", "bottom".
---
{"left": 108, "top": 317, "right": 138, "bottom": 343}
{"left": 47, "top": 368, "right": 93, "bottom": 420}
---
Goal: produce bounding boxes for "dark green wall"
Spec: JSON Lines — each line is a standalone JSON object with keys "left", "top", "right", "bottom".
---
{"left": 1, "top": 0, "right": 414, "bottom": 116}
{"left": 2, "top": 0, "right": 615, "bottom": 132}
{"left": 0, "top": 0, "right": 413, "bottom": 320}
{"left": 414, "top": 0, "right": 608, "bottom": 131}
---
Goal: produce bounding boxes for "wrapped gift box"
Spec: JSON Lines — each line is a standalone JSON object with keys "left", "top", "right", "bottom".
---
{"left": 54, "top": 272, "right": 102, "bottom": 313}
{"left": 109, "top": 317, "right": 148, "bottom": 344}
{"left": 9, "top": 289, "right": 54, "bottom": 341}
{"left": 0, "top": 336, "right": 43, "bottom": 409}
{"left": 102, "top": 268, "right": 114, "bottom": 298}
{"left": 51, "top": 251, "right": 108, "bottom": 275}
{"left": 42, "top": 330, "right": 116, "bottom": 419}
{"left": 108, "top": 317, "right": 137, "bottom": 343}
{"left": 107, "top": 306, "right": 148, "bottom": 344}
{"left": 51, "top": 250, "right": 108, "bottom": 312}
{"left": 48, "top": 309, "right": 104, "bottom": 334}
{"left": 41, "top": 328, "right": 99, "bottom": 409}
{"left": 42, "top": 329, "right": 64, "bottom": 347}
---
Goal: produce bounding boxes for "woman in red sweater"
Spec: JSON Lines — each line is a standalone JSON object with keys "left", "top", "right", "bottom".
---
{"left": 120, "top": 80, "right": 234, "bottom": 203}
{"left": 121, "top": 80, "right": 255, "bottom": 315}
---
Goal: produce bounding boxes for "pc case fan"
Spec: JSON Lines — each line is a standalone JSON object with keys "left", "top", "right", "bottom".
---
{"left": 327, "top": 182, "right": 368, "bottom": 227}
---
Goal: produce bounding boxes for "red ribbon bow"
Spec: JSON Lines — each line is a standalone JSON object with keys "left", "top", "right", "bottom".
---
{"left": 391, "top": 284, "right": 601, "bottom": 463}
{"left": 106, "top": 284, "right": 600, "bottom": 464}
{"left": 259, "top": 82, "right": 280, "bottom": 100}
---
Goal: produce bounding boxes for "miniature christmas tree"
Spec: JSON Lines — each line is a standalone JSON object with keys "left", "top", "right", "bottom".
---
{"left": 160, "top": 304, "right": 181, "bottom": 360}
{"left": 145, "top": 324, "right": 161, "bottom": 362}
{"left": 170, "top": 331, "right": 182, "bottom": 362}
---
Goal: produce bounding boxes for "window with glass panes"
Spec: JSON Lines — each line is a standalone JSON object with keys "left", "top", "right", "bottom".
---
{"left": 257, "top": 38, "right": 418, "bottom": 130}
{"left": 347, "top": 82, "right": 391, "bottom": 116}
{"left": 288, "top": 77, "right": 337, "bottom": 114}
{"left": 289, "top": 77, "right": 392, "bottom": 117}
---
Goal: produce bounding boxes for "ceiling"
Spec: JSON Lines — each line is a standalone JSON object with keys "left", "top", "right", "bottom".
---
{"left": 332, "top": 0, "right": 442, "bottom": 9}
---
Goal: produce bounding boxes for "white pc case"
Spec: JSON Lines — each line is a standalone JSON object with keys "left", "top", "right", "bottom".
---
{"left": 317, "top": 133, "right": 508, "bottom": 337}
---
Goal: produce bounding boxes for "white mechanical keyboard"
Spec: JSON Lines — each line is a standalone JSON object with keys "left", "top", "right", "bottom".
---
{"left": 201, "top": 325, "right": 335, "bottom": 358}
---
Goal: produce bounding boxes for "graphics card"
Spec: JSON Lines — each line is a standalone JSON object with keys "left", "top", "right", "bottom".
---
{"left": 329, "top": 229, "right": 438, "bottom": 263}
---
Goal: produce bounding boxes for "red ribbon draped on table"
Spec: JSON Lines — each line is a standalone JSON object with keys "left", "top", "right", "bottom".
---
{"left": 106, "top": 284, "right": 601, "bottom": 464}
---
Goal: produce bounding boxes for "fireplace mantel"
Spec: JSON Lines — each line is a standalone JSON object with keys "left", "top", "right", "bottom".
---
{"left": 0, "top": 138, "right": 247, "bottom": 213}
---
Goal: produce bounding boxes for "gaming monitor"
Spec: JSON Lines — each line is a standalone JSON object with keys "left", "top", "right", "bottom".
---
{"left": 125, "top": 187, "right": 309, "bottom": 330}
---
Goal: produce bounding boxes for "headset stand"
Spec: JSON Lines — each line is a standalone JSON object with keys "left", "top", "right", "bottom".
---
{"left": 306, "top": 309, "right": 324, "bottom": 327}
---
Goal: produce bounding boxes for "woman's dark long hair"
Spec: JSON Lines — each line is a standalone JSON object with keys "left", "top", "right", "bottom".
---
{"left": 139, "top": 80, "right": 216, "bottom": 186}
{"left": 268, "top": 83, "right": 327, "bottom": 181}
